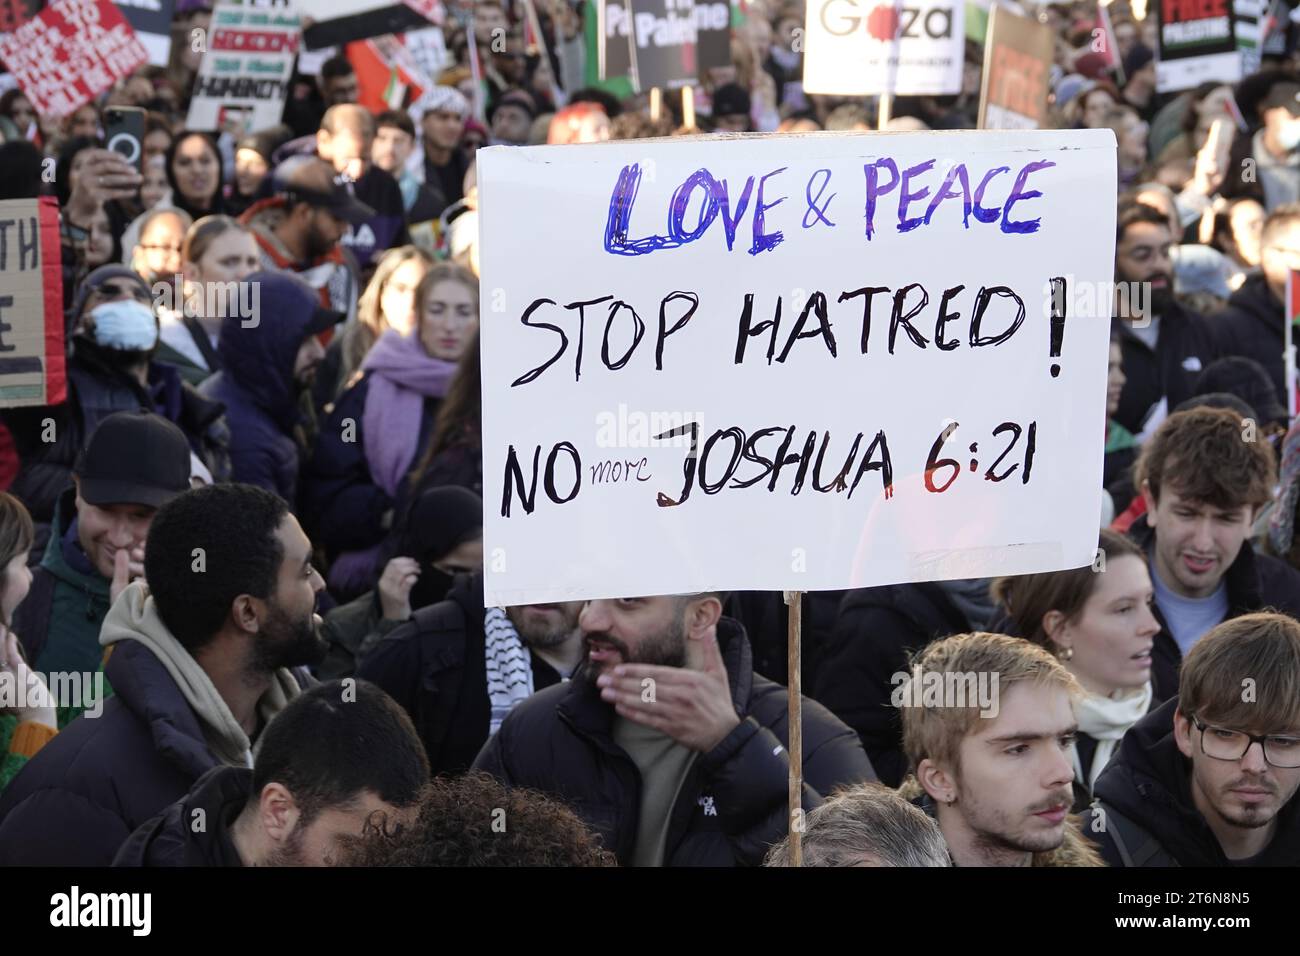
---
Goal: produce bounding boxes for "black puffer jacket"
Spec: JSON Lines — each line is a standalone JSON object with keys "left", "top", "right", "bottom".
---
{"left": 113, "top": 766, "right": 250, "bottom": 867}
{"left": 1210, "top": 274, "right": 1288, "bottom": 410}
{"left": 1084, "top": 698, "right": 1300, "bottom": 866}
{"left": 356, "top": 573, "right": 565, "bottom": 776}
{"left": 1113, "top": 302, "right": 1220, "bottom": 436}
{"left": 814, "top": 583, "right": 970, "bottom": 787}
{"left": 1128, "top": 515, "right": 1300, "bottom": 701}
{"left": 472, "top": 617, "right": 876, "bottom": 866}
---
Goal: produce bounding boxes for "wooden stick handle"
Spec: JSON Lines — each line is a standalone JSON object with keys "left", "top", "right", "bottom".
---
{"left": 785, "top": 589, "right": 803, "bottom": 867}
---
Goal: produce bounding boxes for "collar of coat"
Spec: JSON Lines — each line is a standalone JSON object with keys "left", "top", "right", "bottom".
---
{"left": 897, "top": 775, "right": 1105, "bottom": 867}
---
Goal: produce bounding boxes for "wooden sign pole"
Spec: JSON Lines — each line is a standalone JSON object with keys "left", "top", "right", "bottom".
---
{"left": 785, "top": 589, "right": 804, "bottom": 867}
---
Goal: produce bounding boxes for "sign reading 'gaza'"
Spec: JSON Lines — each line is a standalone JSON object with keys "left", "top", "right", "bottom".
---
{"left": 477, "top": 130, "right": 1118, "bottom": 606}
{"left": 803, "top": 0, "right": 964, "bottom": 95}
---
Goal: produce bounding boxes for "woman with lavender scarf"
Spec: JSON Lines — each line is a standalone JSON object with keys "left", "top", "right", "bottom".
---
{"left": 301, "top": 264, "right": 479, "bottom": 597}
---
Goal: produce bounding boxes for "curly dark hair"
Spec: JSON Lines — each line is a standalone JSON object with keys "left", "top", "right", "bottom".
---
{"left": 340, "top": 773, "right": 617, "bottom": 867}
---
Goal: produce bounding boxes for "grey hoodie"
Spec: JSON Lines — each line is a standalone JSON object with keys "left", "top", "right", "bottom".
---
{"left": 100, "top": 582, "right": 304, "bottom": 768}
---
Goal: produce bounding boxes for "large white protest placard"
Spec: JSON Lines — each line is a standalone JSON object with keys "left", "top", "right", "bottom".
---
{"left": 803, "top": 0, "right": 965, "bottom": 96}
{"left": 478, "top": 130, "right": 1117, "bottom": 607}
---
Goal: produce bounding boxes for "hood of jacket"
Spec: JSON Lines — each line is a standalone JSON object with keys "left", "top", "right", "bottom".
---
{"left": 214, "top": 292, "right": 318, "bottom": 432}
{"left": 1092, "top": 697, "right": 1300, "bottom": 865}
{"left": 897, "top": 776, "right": 1105, "bottom": 866}
{"left": 101, "top": 581, "right": 304, "bottom": 769}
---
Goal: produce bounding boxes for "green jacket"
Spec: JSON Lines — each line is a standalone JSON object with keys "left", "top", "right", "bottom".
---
{"left": 13, "top": 490, "right": 113, "bottom": 727}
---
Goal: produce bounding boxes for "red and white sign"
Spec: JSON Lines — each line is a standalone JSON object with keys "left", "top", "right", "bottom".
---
{"left": 0, "top": 0, "right": 147, "bottom": 119}
{"left": 803, "top": 0, "right": 965, "bottom": 96}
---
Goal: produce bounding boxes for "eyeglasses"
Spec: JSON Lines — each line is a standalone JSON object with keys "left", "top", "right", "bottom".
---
{"left": 1191, "top": 716, "right": 1300, "bottom": 769}
{"left": 139, "top": 244, "right": 181, "bottom": 254}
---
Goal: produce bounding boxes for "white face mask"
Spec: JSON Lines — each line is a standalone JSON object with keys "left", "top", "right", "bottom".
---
{"left": 90, "top": 299, "right": 159, "bottom": 351}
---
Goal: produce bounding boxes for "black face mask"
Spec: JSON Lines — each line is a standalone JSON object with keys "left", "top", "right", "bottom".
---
{"left": 409, "top": 567, "right": 455, "bottom": 611}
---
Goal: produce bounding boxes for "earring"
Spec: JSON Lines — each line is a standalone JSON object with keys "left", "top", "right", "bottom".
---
{"left": 1061, "top": 646, "right": 1074, "bottom": 661}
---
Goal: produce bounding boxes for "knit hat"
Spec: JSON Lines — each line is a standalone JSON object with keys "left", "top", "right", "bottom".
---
{"left": 1194, "top": 356, "right": 1289, "bottom": 428}
{"left": 70, "top": 265, "right": 151, "bottom": 327}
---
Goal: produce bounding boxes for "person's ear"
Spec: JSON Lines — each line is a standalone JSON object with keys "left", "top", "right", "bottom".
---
{"left": 1042, "top": 609, "right": 1071, "bottom": 654}
{"left": 684, "top": 595, "right": 722, "bottom": 640}
{"left": 258, "top": 782, "right": 300, "bottom": 844}
{"left": 1141, "top": 479, "right": 1158, "bottom": 528}
{"left": 917, "top": 758, "right": 957, "bottom": 806}
{"left": 231, "top": 594, "right": 261, "bottom": 635}
{"left": 1173, "top": 707, "right": 1195, "bottom": 759}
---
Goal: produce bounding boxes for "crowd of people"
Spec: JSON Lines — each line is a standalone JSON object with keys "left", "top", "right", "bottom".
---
{"left": 0, "top": 0, "right": 1296, "bottom": 869}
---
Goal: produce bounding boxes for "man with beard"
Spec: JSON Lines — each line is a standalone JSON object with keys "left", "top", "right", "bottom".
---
{"left": 1112, "top": 201, "right": 1221, "bottom": 442}
{"left": 113, "top": 680, "right": 429, "bottom": 866}
{"left": 12, "top": 412, "right": 192, "bottom": 726}
{"left": 357, "top": 572, "right": 585, "bottom": 776}
{"left": 1085, "top": 613, "right": 1300, "bottom": 866}
{"left": 239, "top": 155, "right": 373, "bottom": 322}
{"left": 1, "top": 265, "right": 229, "bottom": 532}
{"left": 0, "top": 484, "right": 321, "bottom": 865}
{"left": 897, "top": 632, "right": 1104, "bottom": 867}
{"left": 199, "top": 272, "right": 342, "bottom": 508}
{"left": 472, "top": 593, "right": 875, "bottom": 866}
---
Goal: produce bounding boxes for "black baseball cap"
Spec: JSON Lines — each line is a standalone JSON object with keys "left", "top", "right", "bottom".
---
{"left": 271, "top": 155, "right": 376, "bottom": 225}
{"left": 74, "top": 411, "right": 192, "bottom": 509}
{"left": 1262, "top": 82, "right": 1300, "bottom": 117}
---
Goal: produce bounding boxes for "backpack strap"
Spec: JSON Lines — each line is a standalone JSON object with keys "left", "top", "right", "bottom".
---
{"left": 1096, "top": 801, "right": 1180, "bottom": 868}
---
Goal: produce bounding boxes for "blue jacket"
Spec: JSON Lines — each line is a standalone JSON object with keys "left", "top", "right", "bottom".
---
{"left": 198, "top": 303, "right": 318, "bottom": 506}
{"left": 300, "top": 372, "right": 439, "bottom": 556}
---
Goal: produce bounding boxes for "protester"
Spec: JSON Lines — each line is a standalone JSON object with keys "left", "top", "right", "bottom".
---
{"left": 490, "top": 89, "right": 538, "bottom": 146}
{"left": 1222, "top": 76, "right": 1300, "bottom": 210}
{"left": 1130, "top": 406, "right": 1300, "bottom": 699}
{"left": 113, "top": 680, "right": 429, "bottom": 866}
{"left": 319, "top": 486, "right": 483, "bottom": 680}
{"left": 1112, "top": 201, "right": 1221, "bottom": 440}
{"left": 0, "top": 265, "right": 229, "bottom": 528}
{"left": 371, "top": 111, "right": 441, "bottom": 224}
{"left": 165, "top": 131, "right": 226, "bottom": 221}
{"left": 414, "top": 86, "right": 471, "bottom": 214}
{"left": 139, "top": 155, "right": 173, "bottom": 211}
{"left": 126, "top": 207, "right": 192, "bottom": 285}
{"left": 1085, "top": 612, "right": 1300, "bottom": 865}
{"left": 156, "top": 215, "right": 261, "bottom": 385}
{"left": 316, "top": 104, "right": 409, "bottom": 271}
{"left": 359, "top": 572, "right": 583, "bottom": 776}
{"left": 315, "top": 245, "right": 432, "bottom": 407}
{"left": 472, "top": 593, "right": 875, "bottom": 866}
{"left": 1214, "top": 204, "right": 1300, "bottom": 408}
{"left": 229, "top": 127, "right": 292, "bottom": 217}
{"left": 0, "top": 493, "right": 57, "bottom": 795}
{"left": 302, "top": 263, "right": 475, "bottom": 589}
{"left": 993, "top": 530, "right": 1159, "bottom": 809}
{"left": 764, "top": 782, "right": 951, "bottom": 867}
{"left": 340, "top": 772, "right": 616, "bottom": 867}
{"left": 0, "top": 484, "right": 321, "bottom": 865}
{"left": 199, "top": 272, "right": 342, "bottom": 506}
{"left": 11, "top": 412, "right": 192, "bottom": 725}
{"left": 319, "top": 55, "right": 359, "bottom": 107}
{"left": 898, "top": 632, "right": 1103, "bottom": 866}
{"left": 240, "top": 155, "right": 372, "bottom": 321}
{"left": 395, "top": 336, "right": 479, "bottom": 508}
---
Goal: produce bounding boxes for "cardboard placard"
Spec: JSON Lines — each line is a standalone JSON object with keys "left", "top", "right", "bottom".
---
{"left": 0, "top": 198, "right": 65, "bottom": 408}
